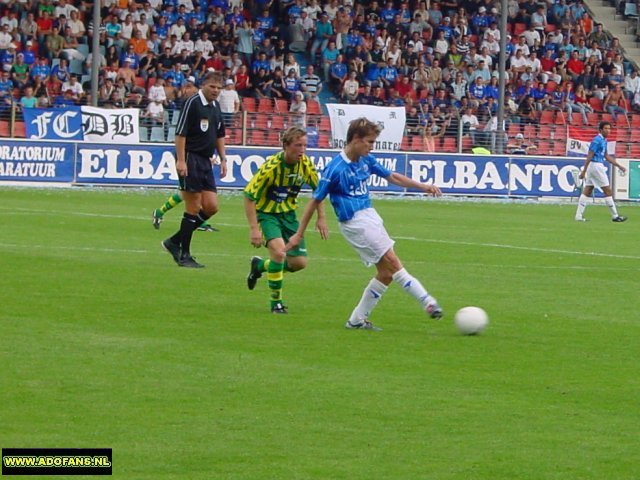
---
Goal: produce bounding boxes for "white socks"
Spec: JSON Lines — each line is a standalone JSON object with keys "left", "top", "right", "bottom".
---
{"left": 575, "top": 195, "right": 619, "bottom": 219}
{"left": 605, "top": 196, "right": 619, "bottom": 218}
{"left": 392, "top": 268, "right": 430, "bottom": 308}
{"left": 348, "top": 278, "right": 387, "bottom": 325}
{"left": 575, "top": 194, "right": 588, "bottom": 220}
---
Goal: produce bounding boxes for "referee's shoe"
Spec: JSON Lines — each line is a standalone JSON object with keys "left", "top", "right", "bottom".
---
{"left": 179, "top": 254, "right": 205, "bottom": 268}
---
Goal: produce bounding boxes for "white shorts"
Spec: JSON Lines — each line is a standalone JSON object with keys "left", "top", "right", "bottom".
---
{"left": 339, "top": 208, "right": 395, "bottom": 267}
{"left": 584, "top": 162, "right": 610, "bottom": 189}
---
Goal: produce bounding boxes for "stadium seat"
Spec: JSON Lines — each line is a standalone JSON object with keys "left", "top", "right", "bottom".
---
{"left": 275, "top": 99, "right": 289, "bottom": 112}
{"left": 14, "top": 121, "right": 25, "bottom": 138}
{"left": 631, "top": 114, "right": 640, "bottom": 129}
{"left": 265, "top": 130, "right": 280, "bottom": 146}
{"left": 537, "top": 140, "right": 552, "bottom": 154}
{"left": 249, "top": 130, "right": 266, "bottom": 145}
{"left": 442, "top": 137, "right": 457, "bottom": 152}
{"left": 589, "top": 97, "right": 603, "bottom": 112}
{"left": 545, "top": 80, "right": 557, "bottom": 92}
{"left": 258, "top": 98, "right": 274, "bottom": 112}
{"left": 150, "top": 126, "right": 165, "bottom": 142}
{"left": 318, "top": 133, "right": 331, "bottom": 148}
{"left": 166, "top": 126, "right": 176, "bottom": 142}
{"left": 410, "top": 135, "right": 423, "bottom": 151}
{"left": 139, "top": 126, "right": 149, "bottom": 142}
{"left": 69, "top": 59, "right": 84, "bottom": 75}
{"left": 307, "top": 100, "right": 321, "bottom": 115}
{"left": 319, "top": 115, "right": 331, "bottom": 131}
{"left": 507, "top": 123, "right": 520, "bottom": 137}
{"left": 242, "top": 97, "right": 257, "bottom": 112}
{"left": 0, "top": 120, "right": 9, "bottom": 137}
{"left": 538, "top": 125, "right": 552, "bottom": 139}
{"left": 629, "top": 143, "right": 640, "bottom": 157}
{"left": 539, "top": 110, "right": 555, "bottom": 124}
{"left": 552, "top": 141, "right": 566, "bottom": 156}
{"left": 270, "top": 114, "right": 285, "bottom": 130}
{"left": 586, "top": 112, "right": 599, "bottom": 125}
{"left": 523, "top": 124, "right": 537, "bottom": 138}
{"left": 77, "top": 43, "right": 89, "bottom": 58}
{"left": 554, "top": 111, "right": 566, "bottom": 125}
{"left": 147, "top": 77, "right": 156, "bottom": 88}
{"left": 253, "top": 113, "right": 269, "bottom": 129}
{"left": 513, "top": 23, "right": 527, "bottom": 36}
{"left": 134, "top": 76, "right": 146, "bottom": 89}
{"left": 400, "top": 137, "right": 410, "bottom": 151}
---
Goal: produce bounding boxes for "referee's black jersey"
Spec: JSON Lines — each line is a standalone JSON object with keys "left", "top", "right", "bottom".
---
{"left": 175, "top": 90, "right": 226, "bottom": 158}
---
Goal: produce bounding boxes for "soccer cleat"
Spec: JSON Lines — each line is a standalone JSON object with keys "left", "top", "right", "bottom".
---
{"left": 345, "top": 320, "right": 382, "bottom": 331}
{"left": 575, "top": 217, "right": 588, "bottom": 222}
{"left": 161, "top": 239, "right": 181, "bottom": 264}
{"left": 247, "top": 256, "right": 263, "bottom": 290}
{"left": 152, "top": 209, "right": 163, "bottom": 229}
{"left": 197, "top": 223, "right": 219, "bottom": 232}
{"left": 178, "top": 255, "right": 205, "bottom": 268}
{"left": 425, "top": 298, "right": 444, "bottom": 320}
{"left": 271, "top": 302, "right": 288, "bottom": 314}
{"left": 612, "top": 216, "right": 627, "bottom": 222}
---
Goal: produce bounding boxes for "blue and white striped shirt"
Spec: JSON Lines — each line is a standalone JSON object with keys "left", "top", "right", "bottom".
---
{"left": 313, "top": 152, "right": 392, "bottom": 222}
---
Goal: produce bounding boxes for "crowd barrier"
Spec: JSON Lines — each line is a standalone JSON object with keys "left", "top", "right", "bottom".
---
{"left": 0, "top": 139, "right": 637, "bottom": 200}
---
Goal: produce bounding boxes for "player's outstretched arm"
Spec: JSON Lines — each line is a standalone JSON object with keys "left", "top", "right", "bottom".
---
{"left": 287, "top": 198, "right": 322, "bottom": 250}
{"left": 314, "top": 201, "right": 329, "bottom": 240}
{"left": 243, "top": 196, "right": 263, "bottom": 248}
{"left": 387, "top": 172, "right": 442, "bottom": 196}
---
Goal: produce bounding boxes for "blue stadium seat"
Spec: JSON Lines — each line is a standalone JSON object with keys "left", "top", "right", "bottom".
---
{"left": 150, "top": 126, "right": 165, "bottom": 142}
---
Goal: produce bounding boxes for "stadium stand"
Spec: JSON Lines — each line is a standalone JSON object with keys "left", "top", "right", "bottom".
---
{"left": 0, "top": 0, "right": 639, "bottom": 154}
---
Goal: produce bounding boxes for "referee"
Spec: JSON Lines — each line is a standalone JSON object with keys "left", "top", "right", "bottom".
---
{"left": 162, "top": 72, "right": 227, "bottom": 268}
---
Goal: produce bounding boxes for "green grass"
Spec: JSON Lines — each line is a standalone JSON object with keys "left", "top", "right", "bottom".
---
{"left": 1, "top": 188, "right": 639, "bottom": 479}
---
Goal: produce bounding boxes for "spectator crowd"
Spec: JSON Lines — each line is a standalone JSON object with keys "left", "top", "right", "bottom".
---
{"left": 0, "top": 0, "right": 638, "bottom": 148}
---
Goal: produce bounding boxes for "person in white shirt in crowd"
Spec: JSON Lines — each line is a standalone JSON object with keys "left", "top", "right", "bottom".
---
{"left": 624, "top": 69, "right": 640, "bottom": 101}
{"left": 289, "top": 91, "right": 307, "bottom": 127}
{"left": 148, "top": 77, "right": 167, "bottom": 105}
{"left": 483, "top": 21, "right": 500, "bottom": 42}
{"left": 169, "top": 17, "right": 186, "bottom": 40}
{"left": 218, "top": 78, "right": 240, "bottom": 128}
{"left": 523, "top": 24, "right": 541, "bottom": 48}
{"left": 461, "top": 107, "right": 480, "bottom": 144}
{"left": 54, "top": 0, "right": 78, "bottom": 19}
{"left": 341, "top": 70, "right": 359, "bottom": 103}
{"left": 194, "top": 32, "right": 214, "bottom": 59}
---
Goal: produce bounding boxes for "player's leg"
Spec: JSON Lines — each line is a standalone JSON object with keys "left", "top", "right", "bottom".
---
{"left": 281, "top": 211, "right": 308, "bottom": 273}
{"left": 265, "top": 237, "right": 287, "bottom": 313}
{"left": 575, "top": 182, "right": 594, "bottom": 221}
{"left": 152, "top": 192, "right": 183, "bottom": 229}
{"left": 340, "top": 209, "right": 392, "bottom": 330}
{"left": 602, "top": 185, "right": 627, "bottom": 221}
{"left": 378, "top": 249, "right": 443, "bottom": 319}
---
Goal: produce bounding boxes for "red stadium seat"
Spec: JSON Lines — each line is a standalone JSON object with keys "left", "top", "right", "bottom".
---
{"left": 242, "top": 97, "right": 257, "bottom": 112}
{"left": 14, "top": 121, "right": 26, "bottom": 138}
{"left": 258, "top": 98, "right": 274, "bottom": 112}
{"left": 307, "top": 100, "right": 321, "bottom": 115}
{"left": 248, "top": 130, "right": 266, "bottom": 145}
{"left": 275, "top": 99, "right": 289, "bottom": 113}
{"left": 0, "top": 120, "right": 9, "bottom": 137}
{"left": 539, "top": 110, "right": 555, "bottom": 124}
{"left": 631, "top": 114, "right": 640, "bottom": 128}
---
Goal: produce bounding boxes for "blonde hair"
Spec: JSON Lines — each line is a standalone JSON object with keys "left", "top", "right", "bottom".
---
{"left": 281, "top": 126, "right": 307, "bottom": 147}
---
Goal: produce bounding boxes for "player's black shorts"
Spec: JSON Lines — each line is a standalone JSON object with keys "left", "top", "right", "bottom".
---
{"left": 178, "top": 151, "right": 217, "bottom": 193}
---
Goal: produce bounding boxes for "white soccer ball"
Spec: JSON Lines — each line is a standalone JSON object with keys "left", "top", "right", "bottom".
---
{"left": 454, "top": 306, "right": 489, "bottom": 335}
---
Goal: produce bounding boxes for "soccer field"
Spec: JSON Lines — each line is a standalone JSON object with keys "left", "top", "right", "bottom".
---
{"left": 1, "top": 187, "right": 639, "bottom": 479}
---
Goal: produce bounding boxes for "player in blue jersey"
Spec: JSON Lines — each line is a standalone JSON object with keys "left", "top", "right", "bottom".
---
{"left": 575, "top": 121, "right": 627, "bottom": 222}
{"left": 287, "top": 117, "right": 443, "bottom": 331}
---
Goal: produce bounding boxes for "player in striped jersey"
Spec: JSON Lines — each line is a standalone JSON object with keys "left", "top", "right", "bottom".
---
{"left": 244, "top": 126, "right": 329, "bottom": 314}
{"left": 287, "top": 117, "right": 443, "bottom": 331}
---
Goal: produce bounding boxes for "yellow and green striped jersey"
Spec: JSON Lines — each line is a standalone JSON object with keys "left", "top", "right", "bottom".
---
{"left": 243, "top": 151, "right": 319, "bottom": 214}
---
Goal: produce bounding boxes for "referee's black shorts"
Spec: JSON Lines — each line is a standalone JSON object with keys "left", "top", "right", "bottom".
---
{"left": 178, "top": 151, "right": 217, "bottom": 193}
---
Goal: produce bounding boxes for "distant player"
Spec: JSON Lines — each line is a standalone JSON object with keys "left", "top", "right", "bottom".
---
{"left": 152, "top": 192, "right": 218, "bottom": 232}
{"left": 287, "top": 117, "right": 443, "bottom": 331}
{"left": 575, "top": 121, "right": 627, "bottom": 222}
{"left": 161, "top": 72, "right": 227, "bottom": 268}
{"left": 244, "top": 126, "right": 328, "bottom": 314}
